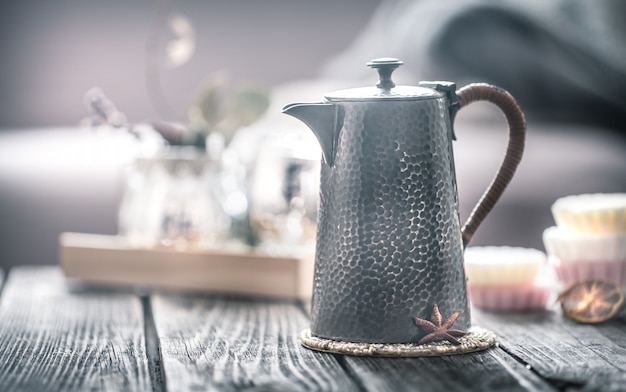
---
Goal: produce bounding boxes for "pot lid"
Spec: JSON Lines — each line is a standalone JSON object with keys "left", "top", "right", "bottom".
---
{"left": 324, "top": 58, "right": 445, "bottom": 102}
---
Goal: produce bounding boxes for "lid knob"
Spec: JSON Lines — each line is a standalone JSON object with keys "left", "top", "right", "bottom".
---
{"left": 367, "top": 57, "right": 403, "bottom": 90}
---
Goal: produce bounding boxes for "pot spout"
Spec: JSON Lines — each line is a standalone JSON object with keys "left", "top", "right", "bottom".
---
{"left": 282, "top": 102, "right": 342, "bottom": 166}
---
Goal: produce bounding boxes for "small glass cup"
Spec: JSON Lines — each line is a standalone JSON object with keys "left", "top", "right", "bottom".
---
{"left": 248, "top": 133, "right": 320, "bottom": 255}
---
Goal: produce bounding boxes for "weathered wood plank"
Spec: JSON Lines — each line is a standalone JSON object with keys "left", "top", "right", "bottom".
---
{"left": 0, "top": 266, "right": 151, "bottom": 392}
{"left": 342, "top": 344, "right": 555, "bottom": 392}
{"left": 474, "top": 308, "right": 626, "bottom": 391}
{"left": 151, "top": 293, "right": 359, "bottom": 391}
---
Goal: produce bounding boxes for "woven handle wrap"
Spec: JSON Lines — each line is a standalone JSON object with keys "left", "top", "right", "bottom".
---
{"left": 456, "top": 83, "right": 526, "bottom": 247}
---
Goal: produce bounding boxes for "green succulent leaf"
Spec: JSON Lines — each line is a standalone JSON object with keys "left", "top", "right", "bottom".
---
{"left": 194, "top": 71, "right": 230, "bottom": 128}
{"left": 188, "top": 71, "right": 270, "bottom": 146}
{"left": 228, "top": 86, "right": 270, "bottom": 127}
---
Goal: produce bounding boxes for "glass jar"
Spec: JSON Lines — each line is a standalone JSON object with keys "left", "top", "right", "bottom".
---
{"left": 118, "top": 146, "right": 229, "bottom": 250}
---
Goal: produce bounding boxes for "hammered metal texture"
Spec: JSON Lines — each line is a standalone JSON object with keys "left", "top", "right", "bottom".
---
{"left": 310, "top": 97, "right": 471, "bottom": 344}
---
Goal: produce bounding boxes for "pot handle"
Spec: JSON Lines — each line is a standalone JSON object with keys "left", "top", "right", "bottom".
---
{"left": 455, "top": 83, "right": 526, "bottom": 248}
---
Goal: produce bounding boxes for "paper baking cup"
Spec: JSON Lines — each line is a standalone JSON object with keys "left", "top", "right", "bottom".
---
{"left": 543, "top": 226, "right": 626, "bottom": 262}
{"left": 551, "top": 193, "right": 626, "bottom": 234}
{"left": 468, "top": 284, "right": 551, "bottom": 311}
{"left": 550, "top": 257, "right": 626, "bottom": 287}
{"left": 464, "top": 246, "right": 546, "bottom": 287}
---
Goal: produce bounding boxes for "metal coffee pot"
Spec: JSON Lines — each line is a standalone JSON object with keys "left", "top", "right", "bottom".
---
{"left": 283, "top": 58, "right": 525, "bottom": 348}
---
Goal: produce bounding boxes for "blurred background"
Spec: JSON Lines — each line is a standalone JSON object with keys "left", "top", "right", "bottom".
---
{"left": 0, "top": 0, "right": 381, "bottom": 269}
{"left": 0, "top": 0, "right": 381, "bottom": 127}
{"left": 0, "top": 0, "right": 624, "bottom": 270}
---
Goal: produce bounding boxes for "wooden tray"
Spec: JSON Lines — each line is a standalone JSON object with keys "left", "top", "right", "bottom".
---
{"left": 60, "top": 232, "right": 314, "bottom": 299}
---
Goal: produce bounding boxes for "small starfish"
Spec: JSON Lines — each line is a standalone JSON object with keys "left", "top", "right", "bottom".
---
{"left": 413, "top": 304, "right": 466, "bottom": 345}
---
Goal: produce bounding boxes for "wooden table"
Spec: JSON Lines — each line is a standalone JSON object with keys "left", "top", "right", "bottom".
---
{"left": 0, "top": 266, "right": 625, "bottom": 391}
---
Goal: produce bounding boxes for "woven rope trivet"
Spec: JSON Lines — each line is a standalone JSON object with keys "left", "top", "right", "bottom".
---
{"left": 301, "top": 327, "right": 496, "bottom": 357}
